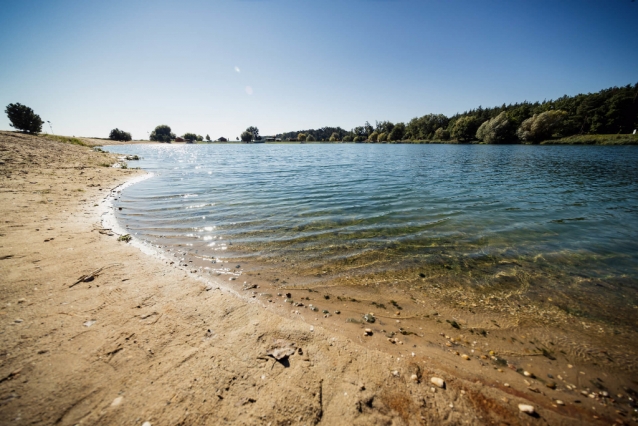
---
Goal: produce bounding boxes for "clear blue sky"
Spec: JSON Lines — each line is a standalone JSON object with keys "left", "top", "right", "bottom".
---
{"left": 1, "top": 0, "right": 636, "bottom": 139}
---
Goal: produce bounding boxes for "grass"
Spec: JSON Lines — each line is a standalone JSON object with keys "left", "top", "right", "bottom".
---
{"left": 42, "top": 134, "right": 89, "bottom": 147}
{"left": 540, "top": 134, "right": 638, "bottom": 145}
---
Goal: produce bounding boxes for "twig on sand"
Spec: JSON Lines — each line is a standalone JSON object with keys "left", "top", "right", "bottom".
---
{"left": 69, "top": 263, "right": 121, "bottom": 288}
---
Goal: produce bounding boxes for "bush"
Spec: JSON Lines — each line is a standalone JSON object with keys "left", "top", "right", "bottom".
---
{"left": 183, "top": 133, "right": 198, "bottom": 142}
{"left": 197, "top": 135, "right": 203, "bottom": 142}
{"left": 150, "top": 125, "right": 175, "bottom": 142}
{"left": 297, "top": 133, "right": 307, "bottom": 142}
{"left": 377, "top": 132, "right": 387, "bottom": 142}
{"left": 306, "top": 134, "right": 316, "bottom": 141}
{"left": 342, "top": 135, "right": 353, "bottom": 142}
{"left": 5, "top": 103, "right": 43, "bottom": 133}
{"left": 368, "top": 131, "right": 379, "bottom": 142}
{"left": 353, "top": 135, "right": 365, "bottom": 142}
{"left": 109, "top": 128, "right": 132, "bottom": 141}
{"left": 240, "top": 131, "right": 252, "bottom": 142}
{"left": 329, "top": 132, "right": 340, "bottom": 142}
{"left": 433, "top": 127, "right": 450, "bottom": 141}
{"left": 451, "top": 116, "right": 480, "bottom": 142}
{"left": 387, "top": 123, "right": 406, "bottom": 141}
{"left": 475, "top": 112, "right": 515, "bottom": 144}
{"left": 517, "top": 110, "right": 568, "bottom": 143}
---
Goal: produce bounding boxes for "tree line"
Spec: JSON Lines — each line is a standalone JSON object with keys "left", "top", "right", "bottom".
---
{"left": 275, "top": 83, "right": 638, "bottom": 143}
{"left": 5, "top": 83, "right": 636, "bottom": 144}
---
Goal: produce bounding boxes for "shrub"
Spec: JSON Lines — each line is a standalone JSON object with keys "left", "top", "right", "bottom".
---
{"left": 387, "top": 123, "right": 406, "bottom": 141}
{"left": 451, "top": 116, "right": 480, "bottom": 142}
{"left": 353, "top": 135, "right": 365, "bottom": 142}
{"left": 109, "top": 128, "right": 132, "bottom": 141}
{"left": 433, "top": 127, "right": 450, "bottom": 141}
{"left": 342, "top": 135, "right": 353, "bottom": 142}
{"left": 150, "top": 125, "right": 175, "bottom": 142}
{"left": 297, "top": 133, "right": 307, "bottom": 142}
{"left": 377, "top": 132, "right": 387, "bottom": 142}
{"left": 5, "top": 103, "right": 43, "bottom": 133}
{"left": 475, "top": 112, "right": 515, "bottom": 144}
{"left": 197, "top": 135, "right": 203, "bottom": 142}
{"left": 368, "top": 131, "right": 379, "bottom": 142}
{"left": 240, "top": 131, "right": 252, "bottom": 142}
{"left": 183, "top": 133, "right": 198, "bottom": 142}
{"left": 306, "top": 134, "right": 316, "bottom": 141}
{"left": 329, "top": 132, "right": 340, "bottom": 142}
{"left": 517, "top": 110, "right": 568, "bottom": 143}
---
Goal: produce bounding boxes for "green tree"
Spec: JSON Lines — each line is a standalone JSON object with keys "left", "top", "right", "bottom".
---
{"left": 517, "top": 110, "right": 568, "bottom": 143}
{"left": 183, "top": 133, "right": 198, "bottom": 142}
{"left": 196, "top": 135, "right": 203, "bottom": 141}
{"left": 329, "top": 132, "right": 340, "bottom": 142}
{"left": 368, "top": 131, "right": 379, "bottom": 142}
{"left": 475, "top": 112, "right": 515, "bottom": 144}
{"left": 353, "top": 135, "right": 365, "bottom": 142}
{"left": 150, "top": 125, "right": 175, "bottom": 142}
{"left": 306, "top": 134, "right": 316, "bottom": 142}
{"left": 206, "top": 134, "right": 211, "bottom": 141}
{"left": 109, "top": 128, "right": 132, "bottom": 141}
{"left": 451, "top": 116, "right": 480, "bottom": 142}
{"left": 377, "top": 132, "right": 387, "bottom": 142}
{"left": 433, "top": 127, "right": 450, "bottom": 141}
{"left": 5, "top": 103, "right": 43, "bottom": 133}
{"left": 387, "top": 123, "right": 406, "bottom": 141}
{"left": 342, "top": 135, "right": 353, "bottom": 142}
{"left": 246, "top": 126, "right": 260, "bottom": 140}
{"left": 240, "top": 131, "right": 253, "bottom": 142}
{"left": 297, "top": 133, "right": 307, "bottom": 142}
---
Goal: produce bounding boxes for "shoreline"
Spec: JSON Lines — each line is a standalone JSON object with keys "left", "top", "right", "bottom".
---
{"left": 0, "top": 131, "right": 626, "bottom": 425}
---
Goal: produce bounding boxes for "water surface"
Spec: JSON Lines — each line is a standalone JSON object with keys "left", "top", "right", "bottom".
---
{"left": 105, "top": 143, "right": 638, "bottom": 327}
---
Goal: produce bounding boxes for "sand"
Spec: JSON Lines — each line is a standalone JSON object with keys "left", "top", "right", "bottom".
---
{"left": 0, "top": 131, "right": 620, "bottom": 425}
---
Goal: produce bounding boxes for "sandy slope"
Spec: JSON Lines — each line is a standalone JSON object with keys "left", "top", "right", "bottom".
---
{"left": 0, "top": 131, "right": 603, "bottom": 425}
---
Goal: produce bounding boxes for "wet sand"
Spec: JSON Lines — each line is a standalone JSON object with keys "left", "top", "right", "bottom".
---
{"left": 0, "top": 130, "right": 632, "bottom": 425}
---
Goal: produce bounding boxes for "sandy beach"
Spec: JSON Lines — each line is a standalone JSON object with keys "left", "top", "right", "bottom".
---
{"left": 0, "top": 131, "right": 627, "bottom": 425}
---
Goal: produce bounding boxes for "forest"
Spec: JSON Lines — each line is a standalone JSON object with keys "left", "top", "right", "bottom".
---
{"left": 275, "top": 83, "right": 638, "bottom": 144}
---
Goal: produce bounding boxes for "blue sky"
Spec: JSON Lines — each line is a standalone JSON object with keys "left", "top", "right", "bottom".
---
{"left": 1, "top": 0, "right": 637, "bottom": 139}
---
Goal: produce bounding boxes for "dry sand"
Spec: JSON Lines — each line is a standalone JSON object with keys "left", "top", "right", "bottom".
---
{"left": 0, "top": 131, "right": 621, "bottom": 425}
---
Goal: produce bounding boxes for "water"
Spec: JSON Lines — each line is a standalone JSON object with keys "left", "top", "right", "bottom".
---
{"left": 105, "top": 143, "right": 638, "bottom": 328}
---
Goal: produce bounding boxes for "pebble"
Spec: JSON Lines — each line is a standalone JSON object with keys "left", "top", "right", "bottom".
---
{"left": 363, "top": 313, "right": 375, "bottom": 323}
{"left": 523, "top": 371, "right": 533, "bottom": 377}
{"left": 364, "top": 328, "right": 372, "bottom": 336}
{"left": 392, "top": 370, "right": 400, "bottom": 377}
{"left": 142, "top": 423, "right": 152, "bottom": 426}
{"left": 410, "top": 374, "right": 419, "bottom": 382}
{"left": 461, "top": 354, "right": 470, "bottom": 360}
{"left": 14, "top": 319, "right": 23, "bottom": 323}
{"left": 504, "top": 383, "right": 510, "bottom": 387}
{"left": 111, "top": 396, "right": 123, "bottom": 407}
{"left": 518, "top": 404, "right": 535, "bottom": 414}
{"left": 430, "top": 377, "right": 445, "bottom": 388}
{"left": 555, "top": 400, "right": 564, "bottom": 406}
{"left": 334, "top": 310, "right": 340, "bottom": 314}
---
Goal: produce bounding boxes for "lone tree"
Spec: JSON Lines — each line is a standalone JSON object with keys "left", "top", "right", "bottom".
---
{"left": 206, "top": 134, "right": 211, "bottom": 141}
{"left": 240, "top": 131, "right": 253, "bottom": 142}
{"left": 5, "top": 103, "right": 43, "bottom": 134}
{"left": 109, "top": 128, "right": 132, "bottom": 141}
{"left": 150, "top": 125, "right": 175, "bottom": 142}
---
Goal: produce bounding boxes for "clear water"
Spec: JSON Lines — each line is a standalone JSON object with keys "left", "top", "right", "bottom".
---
{"left": 105, "top": 143, "right": 638, "bottom": 327}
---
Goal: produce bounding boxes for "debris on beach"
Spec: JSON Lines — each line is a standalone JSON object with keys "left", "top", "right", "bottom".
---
{"left": 518, "top": 404, "right": 535, "bottom": 415}
{"left": 430, "top": 377, "right": 445, "bottom": 388}
{"left": 266, "top": 339, "right": 297, "bottom": 361}
{"left": 363, "top": 313, "right": 375, "bottom": 323}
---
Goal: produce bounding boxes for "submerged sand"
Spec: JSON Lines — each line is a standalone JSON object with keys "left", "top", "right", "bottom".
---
{"left": 0, "top": 131, "right": 630, "bottom": 425}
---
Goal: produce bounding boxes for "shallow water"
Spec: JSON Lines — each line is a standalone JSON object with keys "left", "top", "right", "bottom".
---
{"left": 105, "top": 143, "right": 638, "bottom": 328}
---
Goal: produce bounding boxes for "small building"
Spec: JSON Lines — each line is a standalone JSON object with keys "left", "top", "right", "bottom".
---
{"left": 174, "top": 137, "right": 185, "bottom": 142}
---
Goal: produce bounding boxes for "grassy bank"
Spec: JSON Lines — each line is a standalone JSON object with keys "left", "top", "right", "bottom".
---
{"left": 540, "top": 134, "right": 638, "bottom": 145}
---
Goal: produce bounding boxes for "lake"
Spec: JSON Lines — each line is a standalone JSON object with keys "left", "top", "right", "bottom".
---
{"left": 104, "top": 143, "right": 638, "bottom": 327}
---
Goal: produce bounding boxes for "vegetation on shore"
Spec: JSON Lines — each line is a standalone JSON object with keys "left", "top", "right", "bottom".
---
{"left": 5, "top": 82, "right": 637, "bottom": 145}
{"left": 276, "top": 83, "right": 638, "bottom": 144}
